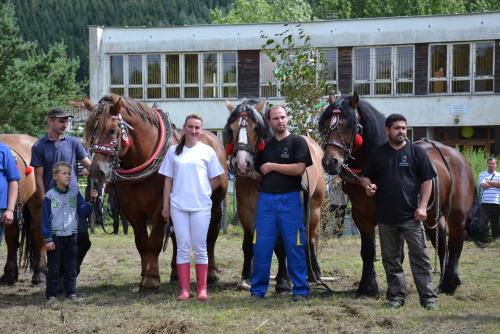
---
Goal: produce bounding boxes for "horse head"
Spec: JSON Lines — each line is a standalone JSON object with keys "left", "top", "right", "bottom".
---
{"left": 319, "top": 93, "right": 362, "bottom": 175}
{"left": 84, "top": 94, "right": 162, "bottom": 185}
{"left": 224, "top": 100, "right": 270, "bottom": 178}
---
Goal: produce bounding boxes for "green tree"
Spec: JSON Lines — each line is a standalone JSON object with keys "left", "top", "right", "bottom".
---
{"left": 261, "top": 26, "right": 326, "bottom": 138}
{"left": 211, "top": 0, "right": 312, "bottom": 23}
{"left": 0, "top": 3, "right": 83, "bottom": 135}
{"left": 312, "top": 0, "right": 352, "bottom": 19}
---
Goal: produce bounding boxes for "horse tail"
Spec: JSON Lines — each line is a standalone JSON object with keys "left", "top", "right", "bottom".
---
{"left": 19, "top": 205, "right": 37, "bottom": 272}
{"left": 465, "top": 187, "right": 490, "bottom": 247}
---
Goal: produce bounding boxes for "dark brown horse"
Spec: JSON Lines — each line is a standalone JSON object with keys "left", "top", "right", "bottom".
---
{"left": 224, "top": 100, "right": 326, "bottom": 291}
{"left": 84, "top": 94, "right": 227, "bottom": 290}
{"left": 0, "top": 134, "right": 45, "bottom": 285}
{"left": 319, "top": 93, "right": 488, "bottom": 295}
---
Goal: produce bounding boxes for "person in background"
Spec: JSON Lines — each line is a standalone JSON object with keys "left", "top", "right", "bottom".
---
{"left": 41, "top": 162, "right": 93, "bottom": 302}
{"left": 31, "top": 107, "right": 92, "bottom": 275}
{"left": 359, "top": 113, "right": 437, "bottom": 310}
{"left": 160, "top": 114, "right": 224, "bottom": 301}
{"left": 0, "top": 141, "right": 20, "bottom": 247}
{"left": 327, "top": 174, "right": 348, "bottom": 236}
{"left": 478, "top": 157, "right": 500, "bottom": 239}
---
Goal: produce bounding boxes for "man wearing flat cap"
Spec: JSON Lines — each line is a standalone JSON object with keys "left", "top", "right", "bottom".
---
{"left": 31, "top": 107, "right": 92, "bottom": 278}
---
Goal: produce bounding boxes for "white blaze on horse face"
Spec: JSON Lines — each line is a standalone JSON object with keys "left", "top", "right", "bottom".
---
{"left": 236, "top": 126, "right": 250, "bottom": 174}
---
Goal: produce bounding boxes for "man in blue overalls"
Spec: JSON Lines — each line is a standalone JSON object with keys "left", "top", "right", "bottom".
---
{"left": 250, "top": 105, "right": 312, "bottom": 301}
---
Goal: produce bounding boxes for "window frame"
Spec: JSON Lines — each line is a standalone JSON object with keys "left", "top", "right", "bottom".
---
{"left": 428, "top": 41, "right": 495, "bottom": 95}
{"left": 352, "top": 45, "right": 415, "bottom": 96}
{"left": 108, "top": 52, "right": 238, "bottom": 100}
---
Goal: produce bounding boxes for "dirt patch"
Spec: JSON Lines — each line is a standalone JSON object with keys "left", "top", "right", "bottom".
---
{"left": 376, "top": 318, "right": 394, "bottom": 328}
{"left": 341, "top": 304, "right": 361, "bottom": 317}
{"left": 143, "top": 318, "right": 193, "bottom": 334}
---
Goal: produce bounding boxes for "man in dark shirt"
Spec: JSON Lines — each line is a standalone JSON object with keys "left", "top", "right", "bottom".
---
{"left": 31, "top": 107, "right": 92, "bottom": 275}
{"left": 250, "top": 105, "right": 312, "bottom": 301}
{"left": 359, "top": 113, "right": 437, "bottom": 310}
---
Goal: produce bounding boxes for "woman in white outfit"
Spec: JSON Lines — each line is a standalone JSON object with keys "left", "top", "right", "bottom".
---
{"left": 160, "top": 114, "right": 224, "bottom": 301}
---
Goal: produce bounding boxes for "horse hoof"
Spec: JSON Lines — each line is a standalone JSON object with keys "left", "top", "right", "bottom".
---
{"left": 236, "top": 279, "right": 251, "bottom": 291}
{"left": 0, "top": 274, "right": 16, "bottom": 286}
{"left": 355, "top": 287, "right": 380, "bottom": 299}
{"left": 138, "top": 286, "right": 159, "bottom": 296}
{"left": 141, "top": 277, "right": 160, "bottom": 290}
{"left": 207, "top": 275, "right": 219, "bottom": 285}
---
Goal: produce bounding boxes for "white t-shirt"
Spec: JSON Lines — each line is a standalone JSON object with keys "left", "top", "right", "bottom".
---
{"left": 159, "top": 142, "right": 224, "bottom": 211}
{"left": 478, "top": 170, "right": 500, "bottom": 205}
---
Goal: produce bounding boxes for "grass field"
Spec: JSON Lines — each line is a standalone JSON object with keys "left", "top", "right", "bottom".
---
{"left": 0, "top": 226, "right": 499, "bottom": 334}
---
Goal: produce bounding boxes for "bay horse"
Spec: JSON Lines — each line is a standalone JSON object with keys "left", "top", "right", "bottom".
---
{"left": 0, "top": 134, "right": 45, "bottom": 285}
{"left": 224, "top": 100, "right": 326, "bottom": 291}
{"left": 319, "top": 93, "right": 489, "bottom": 295}
{"left": 83, "top": 94, "right": 227, "bottom": 290}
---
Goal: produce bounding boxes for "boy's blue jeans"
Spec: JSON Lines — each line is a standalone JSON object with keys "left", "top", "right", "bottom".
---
{"left": 46, "top": 235, "right": 78, "bottom": 299}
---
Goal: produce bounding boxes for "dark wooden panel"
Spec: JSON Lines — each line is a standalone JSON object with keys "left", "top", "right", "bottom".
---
{"left": 495, "top": 40, "right": 500, "bottom": 94}
{"left": 412, "top": 127, "right": 427, "bottom": 141}
{"left": 495, "top": 125, "right": 500, "bottom": 155}
{"left": 238, "top": 50, "right": 260, "bottom": 99}
{"left": 338, "top": 47, "right": 352, "bottom": 95}
{"left": 415, "top": 43, "right": 428, "bottom": 96}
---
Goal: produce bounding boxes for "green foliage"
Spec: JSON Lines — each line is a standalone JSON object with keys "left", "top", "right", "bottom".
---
{"left": 312, "top": 0, "right": 352, "bottom": 19}
{"left": 261, "top": 26, "right": 326, "bottom": 138}
{"left": 460, "top": 146, "right": 490, "bottom": 185}
{"left": 0, "top": 2, "right": 83, "bottom": 136}
{"left": 211, "top": 0, "right": 312, "bottom": 23}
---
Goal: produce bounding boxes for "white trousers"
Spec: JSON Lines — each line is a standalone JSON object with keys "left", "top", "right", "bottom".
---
{"left": 170, "top": 207, "right": 211, "bottom": 264}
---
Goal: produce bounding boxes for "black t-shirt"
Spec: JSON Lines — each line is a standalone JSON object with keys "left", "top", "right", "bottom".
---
{"left": 258, "top": 134, "right": 313, "bottom": 193}
{"left": 363, "top": 142, "right": 436, "bottom": 225}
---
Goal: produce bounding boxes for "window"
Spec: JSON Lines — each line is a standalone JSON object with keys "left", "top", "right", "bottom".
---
{"left": 110, "top": 55, "right": 124, "bottom": 96}
{"left": 429, "top": 42, "right": 494, "bottom": 94}
{"left": 128, "top": 55, "right": 143, "bottom": 99}
{"left": 260, "top": 53, "right": 278, "bottom": 98}
{"left": 353, "top": 46, "right": 414, "bottom": 96}
{"left": 184, "top": 53, "right": 199, "bottom": 98}
{"left": 322, "top": 48, "right": 338, "bottom": 95}
{"left": 109, "top": 52, "right": 237, "bottom": 100}
{"left": 146, "top": 55, "right": 161, "bottom": 99}
{"left": 165, "top": 54, "right": 180, "bottom": 99}
{"left": 222, "top": 52, "right": 237, "bottom": 98}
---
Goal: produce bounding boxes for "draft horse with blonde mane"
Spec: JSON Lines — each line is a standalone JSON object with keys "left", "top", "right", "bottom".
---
{"left": 0, "top": 134, "right": 45, "bottom": 286}
{"left": 224, "top": 100, "right": 326, "bottom": 291}
{"left": 84, "top": 94, "right": 227, "bottom": 290}
{"left": 319, "top": 93, "right": 488, "bottom": 296}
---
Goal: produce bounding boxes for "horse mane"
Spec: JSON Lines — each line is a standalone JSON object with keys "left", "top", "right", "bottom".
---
{"left": 355, "top": 98, "right": 387, "bottom": 151}
{"left": 84, "top": 94, "right": 159, "bottom": 145}
{"left": 223, "top": 99, "right": 272, "bottom": 145}
{"left": 318, "top": 95, "right": 387, "bottom": 151}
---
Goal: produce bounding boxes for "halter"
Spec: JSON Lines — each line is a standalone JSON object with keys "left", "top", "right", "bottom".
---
{"left": 322, "top": 107, "right": 358, "bottom": 162}
{"left": 227, "top": 110, "right": 265, "bottom": 156}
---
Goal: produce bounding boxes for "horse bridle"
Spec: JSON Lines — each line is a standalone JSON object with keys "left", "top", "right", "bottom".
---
{"left": 233, "top": 111, "right": 259, "bottom": 155}
{"left": 322, "top": 107, "right": 359, "bottom": 162}
{"left": 90, "top": 100, "right": 169, "bottom": 181}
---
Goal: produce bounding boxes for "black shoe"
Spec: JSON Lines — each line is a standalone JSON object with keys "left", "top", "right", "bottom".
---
{"left": 384, "top": 299, "right": 404, "bottom": 309}
{"left": 423, "top": 301, "right": 437, "bottom": 310}
{"left": 291, "top": 294, "right": 308, "bottom": 302}
{"left": 250, "top": 294, "right": 264, "bottom": 301}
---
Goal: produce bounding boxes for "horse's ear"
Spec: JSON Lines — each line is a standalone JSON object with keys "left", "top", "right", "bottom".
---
{"left": 83, "top": 97, "right": 93, "bottom": 111}
{"left": 328, "top": 94, "right": 335, "bottom": 104}
{"left": 256, "top": 100, "right": 266, "bottom": 113}
{"left": 225, "top": 100, "right": 235, "bottom": 112}
{"left": 350, "top": 92, "right": 359, "bottom": 109}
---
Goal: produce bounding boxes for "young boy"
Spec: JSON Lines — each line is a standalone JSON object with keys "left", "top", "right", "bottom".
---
{"left": 41, "top": 161, "right": 92, "bottom": 301}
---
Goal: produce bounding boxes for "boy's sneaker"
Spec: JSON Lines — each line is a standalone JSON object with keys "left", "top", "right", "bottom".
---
{"left": 45, "top": 296, "right": 58, "bottom": 307}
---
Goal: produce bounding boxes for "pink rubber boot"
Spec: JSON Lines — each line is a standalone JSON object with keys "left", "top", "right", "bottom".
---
{"left": 195, "top": 263, "right": 208, "bottom": 301}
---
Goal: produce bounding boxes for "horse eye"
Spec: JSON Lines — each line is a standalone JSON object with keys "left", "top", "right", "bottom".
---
{"left": 109, "top": 129, "right": 116, "bottom": 135}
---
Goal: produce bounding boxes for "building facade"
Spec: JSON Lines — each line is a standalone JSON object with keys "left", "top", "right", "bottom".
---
{"left": 89, "top": 12, "right": 500, "bottom": 154}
